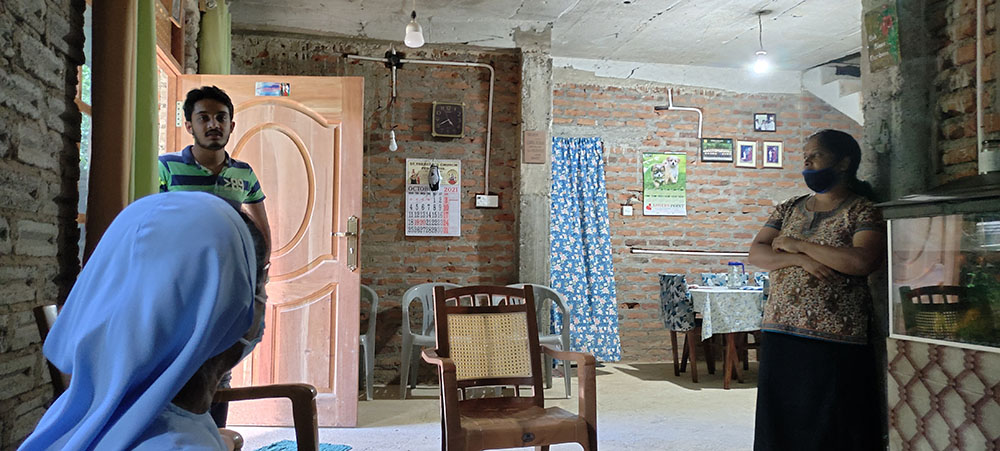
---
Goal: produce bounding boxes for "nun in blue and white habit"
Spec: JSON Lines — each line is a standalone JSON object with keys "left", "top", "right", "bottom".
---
{"left": 20, "top": 191, "right": 267, "bottom": 450}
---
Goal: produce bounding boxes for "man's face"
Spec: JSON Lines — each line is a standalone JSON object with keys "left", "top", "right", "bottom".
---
{"left": 186, "top": 99, "right": 235, "bottom": 151}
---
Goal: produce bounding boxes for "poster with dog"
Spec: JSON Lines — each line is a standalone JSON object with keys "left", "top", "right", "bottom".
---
{"left": 642, "top": 153, "right": 686, "bottom": 216}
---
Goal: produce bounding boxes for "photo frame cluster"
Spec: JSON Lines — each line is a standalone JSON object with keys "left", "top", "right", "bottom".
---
{"left": 698, "top": 112, "right": 783, "bottom": 168}
{"left": 707, "top": 139, "right": 781, "bottom": 168}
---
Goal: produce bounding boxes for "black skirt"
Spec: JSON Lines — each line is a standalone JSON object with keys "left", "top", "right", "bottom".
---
{"left": 753, "top": 332, "right": 883, "bottom": 451}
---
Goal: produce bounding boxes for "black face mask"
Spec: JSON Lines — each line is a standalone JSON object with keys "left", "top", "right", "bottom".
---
{"left": 801, "top": 167, "right": 840, "bottom": 193}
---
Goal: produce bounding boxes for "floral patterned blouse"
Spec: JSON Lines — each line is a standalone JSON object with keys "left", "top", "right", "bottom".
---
{"left": 761, "top": 194, "right": 884, "bottom": 345}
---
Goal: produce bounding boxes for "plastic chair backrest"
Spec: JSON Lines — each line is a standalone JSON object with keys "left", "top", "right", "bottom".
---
{"left": 506, "top": 284, "right": 570, "bottom": 332}
{"left": 660, "top": 273, "right": 695, "bottom": 332}
{"left": 360, "top": 284, "right": 379, "bottom": 339}
{"left": 402, "top": 282, "right": 460, "bottom": 337}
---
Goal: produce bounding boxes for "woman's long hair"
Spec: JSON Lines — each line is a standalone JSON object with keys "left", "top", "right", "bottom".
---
{"left": 807, "top": 129, "right": 875, "bottom": 200}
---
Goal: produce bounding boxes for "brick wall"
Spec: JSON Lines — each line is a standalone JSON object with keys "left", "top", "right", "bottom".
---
{"left": 552, "top": 79, "right": 863, "bottom": 361}
{"left": 884, "top": 0, "right": 1000, "bottom": 449}
{"left": 0, "top": 0, "right": 84, "bottom": 447}
{"left": 231, "top": 31, "right": 521, "bottom": 385}
{"left": 932, "top": 0, "right": 996, "bottom": 182}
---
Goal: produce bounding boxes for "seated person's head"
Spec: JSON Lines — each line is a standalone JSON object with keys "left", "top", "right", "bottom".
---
{"left": 173, "top": 210, "right": 270, "bottom": 413}
{"left": 21, "top": 191, "right": 264, "bottom": 450}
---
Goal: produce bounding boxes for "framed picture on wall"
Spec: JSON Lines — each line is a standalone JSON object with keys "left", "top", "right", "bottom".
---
{"left": 754, "top": 113, "right": 777, "bottom": 132}
{"left": 700, "top": 138, "right": 734, "bottom": 162}
{"left": 762, "top": 141, "right": 783, "bottom": 168}
{"left": 170, "top": 0, "right": 183, "bottom": 25}
{"left": 736, "top": 140, "right": 757, "bottom": 168}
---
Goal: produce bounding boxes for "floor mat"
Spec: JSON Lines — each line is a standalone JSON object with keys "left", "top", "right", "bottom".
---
{"left": 253, "top": 440, "right": 351, "bottom": 451}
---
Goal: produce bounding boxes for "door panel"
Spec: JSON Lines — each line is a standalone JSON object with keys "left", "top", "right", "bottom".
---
{"left": 175, "top": 75, "right": 363, "bottom": 427}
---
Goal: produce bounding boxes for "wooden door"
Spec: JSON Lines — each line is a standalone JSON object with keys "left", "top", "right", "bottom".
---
{"left": 174, "top": 75, "right": 363, "bottom": 427}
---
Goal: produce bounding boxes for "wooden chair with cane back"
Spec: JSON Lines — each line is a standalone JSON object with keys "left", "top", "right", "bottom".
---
{"left": 32, "top": 304, "right": 320, "bottom": 451}
{"left": 421, "top": 285, "right": 598, "bottom": 451}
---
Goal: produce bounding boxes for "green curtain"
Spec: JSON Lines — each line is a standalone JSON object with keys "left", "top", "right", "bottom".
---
{"left": 132, "top": 0, "right": 158, "bottom": 200}
{"left": 199, "top": 0, "right": 232, "bottom": 75}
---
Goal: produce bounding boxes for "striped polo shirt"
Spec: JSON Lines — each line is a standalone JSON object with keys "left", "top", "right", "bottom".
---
{"left": 158, "top": 146, "right": 265, "bottom": 204}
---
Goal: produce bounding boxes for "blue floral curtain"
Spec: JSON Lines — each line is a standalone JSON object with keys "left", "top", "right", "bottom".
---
{"left": 550, "top": 136, "right": 621, "bottom": 362}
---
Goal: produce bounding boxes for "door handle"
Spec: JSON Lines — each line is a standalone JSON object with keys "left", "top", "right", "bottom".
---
{"left": 333, "top": 216, "right": 359, "bottom": 271}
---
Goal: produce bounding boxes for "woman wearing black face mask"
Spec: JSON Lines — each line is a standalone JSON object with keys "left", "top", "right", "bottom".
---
{"left": 748, "top": 129, "right": 886, "bottom": 451}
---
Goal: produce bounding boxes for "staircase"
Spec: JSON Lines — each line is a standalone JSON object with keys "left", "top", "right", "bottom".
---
{"left": 802, "top": 65, "right": 863, "bottom": 125}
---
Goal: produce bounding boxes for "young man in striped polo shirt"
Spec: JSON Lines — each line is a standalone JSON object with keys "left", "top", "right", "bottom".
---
{"left": 159, "top": 86, "right": 271, "bottom": 429}
{"left": 159, "top": 86, "right": 271, "bottom": 248}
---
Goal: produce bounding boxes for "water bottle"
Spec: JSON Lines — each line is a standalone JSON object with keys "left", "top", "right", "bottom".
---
{"left": 727, "top": 262, "right": 745, "bottom": 288}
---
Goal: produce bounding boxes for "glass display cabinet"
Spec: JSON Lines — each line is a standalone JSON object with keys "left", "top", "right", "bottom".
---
{"left": 880, "top": 173, "right": 1000, "bottom": 352}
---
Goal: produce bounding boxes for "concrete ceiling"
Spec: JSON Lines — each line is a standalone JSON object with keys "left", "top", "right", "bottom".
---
{"left": 231, "top": 0, "right": 862, "bottom": 71}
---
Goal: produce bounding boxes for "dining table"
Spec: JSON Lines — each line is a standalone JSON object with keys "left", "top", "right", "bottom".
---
{"left": 688, "top": 286, "right": 765, "bottom": 389}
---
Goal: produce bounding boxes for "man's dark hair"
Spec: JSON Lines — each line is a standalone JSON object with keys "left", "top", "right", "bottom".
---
{"left": 183, "top": 86, "right": 235, "bottom": 122}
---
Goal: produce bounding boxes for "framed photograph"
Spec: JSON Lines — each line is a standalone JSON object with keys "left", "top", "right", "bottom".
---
{"left": 700, "top": 138, "right": 734, "bottom": 162}
{"left": 762, "top": 141, "right": 783, "bottom": 168}
{"left": 170, "top": 0, "right": 183, "bottom": 25}
{"left": 736, "top": 140, "right": 757, "bottom": 168}
{"left": 754, "top": 113, "right": 777, "bottom": 132}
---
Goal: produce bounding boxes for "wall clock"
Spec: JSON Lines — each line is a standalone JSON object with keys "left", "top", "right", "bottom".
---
{"left": 432, "top": 101, "right": 464, "bottom": 138}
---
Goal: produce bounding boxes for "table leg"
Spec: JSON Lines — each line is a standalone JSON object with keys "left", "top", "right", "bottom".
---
{"left": 704, "top": 337, "right": 716, "bottom": 375}
{"left": 724, "top": 333, "right": 744, "bottom": 390}
{"left": 724, "top": 333, "right": 733, "bottom": 390}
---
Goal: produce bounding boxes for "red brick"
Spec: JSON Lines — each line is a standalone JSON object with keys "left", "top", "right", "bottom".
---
{"left": 955, "top": 42, "right": 977, "bottom": 65}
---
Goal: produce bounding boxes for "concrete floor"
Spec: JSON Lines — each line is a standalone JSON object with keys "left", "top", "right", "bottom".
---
{"left": 233, "top": 360, "right": 760, "bottom": 451}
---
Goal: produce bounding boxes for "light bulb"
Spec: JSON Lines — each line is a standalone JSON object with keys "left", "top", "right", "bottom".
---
{"left": 752, "top": 50, "right": 770, "bottom": 74}
{"left": 404, "top": 12, "right": 424, "bottom": 48}
{"left": 388, "top": 130, "right": 398, "bottom": 152}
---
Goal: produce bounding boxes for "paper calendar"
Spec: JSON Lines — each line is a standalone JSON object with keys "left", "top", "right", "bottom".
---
{"left": 405, "top": 158, "right": 462, "bottom": 237}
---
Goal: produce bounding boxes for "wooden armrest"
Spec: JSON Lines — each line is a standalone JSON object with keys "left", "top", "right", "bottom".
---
{"left": 421, "top": 348, "right": 456, "bottom": 372}
{"left": 541, "top": 345, "right": 596, "bottom": 366}
{"left": 214, "top": 384, "right": 318, "bottom": 451}
{"left": 421, "top": 348, "right": 460, "bottom": 432}
{"left": 540, "top": 345, "right": 597, "bottom": 430}
{"left": 213, "top": 383, "right": 316, "bottom": 403}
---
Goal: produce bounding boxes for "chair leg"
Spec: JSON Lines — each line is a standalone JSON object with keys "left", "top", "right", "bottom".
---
{"left": 685, "top": 330, "right": 699, "bottom": 383}
{"left": 400, "top": 335, "right": 413, "bottom": 399}
{"left": 562, "top": 356, "right": 572, "bottom": 399}
{"left": 365, "top": 340, "right": 375, "bottom": 401}
{"left": 410, "top": 348, "right": 420, "bottom": 389}
{"left": 543, "top": 354, "right": 553, "bottom": 389}
{"left": 670, "top": 331, "right": 680, "bottom": 377}
{"left": 680, "top": 336, "right": 690, "bottom": 373}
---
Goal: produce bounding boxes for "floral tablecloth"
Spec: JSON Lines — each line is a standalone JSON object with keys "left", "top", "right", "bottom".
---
{"left": 689, "top": 287, "right": 765, "bottom": 340}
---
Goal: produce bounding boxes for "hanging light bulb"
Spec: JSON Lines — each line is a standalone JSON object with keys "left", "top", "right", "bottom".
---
{"left": 404, "top": 3, "right": 425, "bottom": 49}
{"left": 752, "top": 12, "right": 771, "bottom": 74}
{"left": 388, "top": 129, "right": 398, "bottom": 152}
{"left": 753, "top": 50, "right": 770, "bottom": 74}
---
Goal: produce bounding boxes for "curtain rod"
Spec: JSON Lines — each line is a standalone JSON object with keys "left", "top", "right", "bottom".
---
{"left": 630, "top": 248, "right": 749, "bottom": 257}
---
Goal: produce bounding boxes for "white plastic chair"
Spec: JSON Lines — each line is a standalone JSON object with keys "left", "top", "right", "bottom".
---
{"left": 360, "top": 284, "right": 379, "bottom": 401}
{"left": 400, "top": 282, "right": 460, "bottom": 399}
{"left": 508, "top": 283, "right": 573, "bottom": 398}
